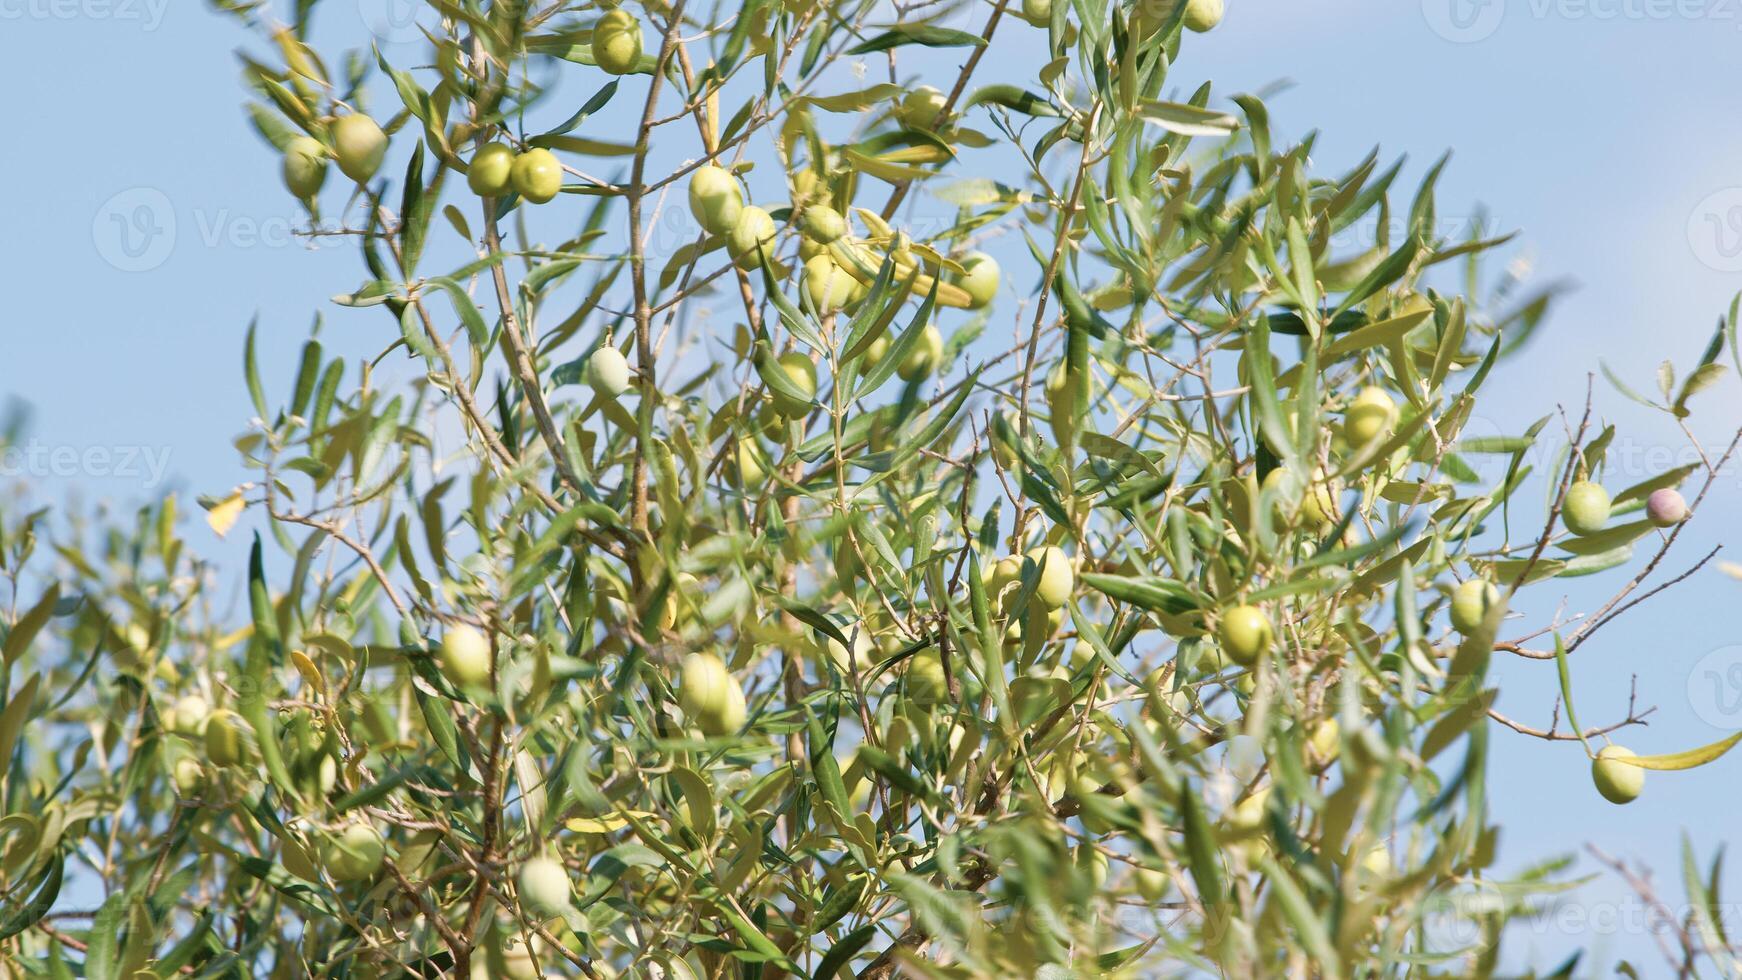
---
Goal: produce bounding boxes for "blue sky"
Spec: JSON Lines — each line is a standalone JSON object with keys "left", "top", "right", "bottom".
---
{"left": 6, "top": 0, "right": 1742, "bottom": 971}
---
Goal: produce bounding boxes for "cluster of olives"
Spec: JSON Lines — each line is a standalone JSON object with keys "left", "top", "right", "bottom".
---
{"left": 686, "top": 162, "right": 1002, "bottom": 317}
{"left": 280, "top": 112, "right": 388, "bottom": 201}
{"left": 466, "top": 143, "right": 564, "bottom": 204}
{"left": 278, "top": 11, "right": 646, "bottom": 208}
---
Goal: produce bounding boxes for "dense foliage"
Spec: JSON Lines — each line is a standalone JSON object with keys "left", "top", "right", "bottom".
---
{"left": 5, "top": 0, "right": 1742, "bottom": 976}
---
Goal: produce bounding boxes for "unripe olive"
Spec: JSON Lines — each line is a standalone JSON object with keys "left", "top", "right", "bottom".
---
{"left": 688, "top": 164, "right": 743, "bottom": 235}
{"left": 586, "top": 345, "right": 633, "bottom": 398}
{"left": 169, "top": 694, "right": 211, "bottom": 737}
{"left": 728, "top": 206, "right": 777, "bottom": 270}
{"left": 1019, "top": 0, "right": 1052, "bottom": 25}
{"left": 171, "top": 756, "right": 205, "bottom": 795}
{"left": 440, "top": 625, "right": 493, "bottom": 688}
{"left": 1591, "top": 745, "right": 1644, "bottom": 804}
{"left": 771, "top": 351, "right": 818, "bottom": 418}
{"left": 204, "top": 710, "right": 247, "bottom": 767}
{"left": 1170, "top": 0, "right": 1224, "bottom": 32}
{"left": 282, "top": 136, "right": 329, "bottom": 200}
{"left": 1343, "top": 386, "right": 1395, "bottom": 447}
{"left": 1229, "top": 786, "right": 1270, "bottom": 833}
{"left": 733, "top": 441, "right": 767, "bottom": 488}
{"left": 1132, "top": 865, "right": 1169, "bottom": 902}
{"left": 862, "top": 335, "right": 891, "bottom": 370}
{"left": 1646, "top": 487, "right": 1688, "bottom": 528}
{"left": 1024, "top": 545, "right": 1075, "bottom": 610}
{"left": 1562, "top": 481, "right": 1612, "bottom": 536}
{"left": 511, "top": 148, "right": 563, "bottom": 204}
{"left": 1218, "top": 605, "right": 1273, "bottom": 666}
{"left": 1297, "top": 470, "right": 1341, "bottom": 528}
{"left": 801, "top": 204, "right": 847, "bottom": 245}
{"left": 323, "top": 821, "right": 386, "bottom": 881}
{"left": 468, "top": 143, "right": 516, "bottom": 197}
{"left": 592, "top": 8, "right": 644, "bottom": 76}
{"left": 897, "top": 324, "right": 944, "bottom": 381}
{"left": 1448, "top": 578, "right": 1501, "bottom": 635}
{"left": 708, "top": 682, "right": 747, "bottom": 736}
{"left": 950, "top": 251, "right": 1000, "bottom": 309}
{"left": 981, "top": 554, "right": 1024, "bottom": 598}
{"left": 901, "top": 86, "right": 948, "bottom": 131}
{"left": 517, "top": 855, "right": 572, "bottom": 919}
{"left": 904, "top": 650, "right": 949, "bottom": 707}
{"left": 680, "top": 652, "right": 745, "bottom": 735}
{"left": 331, "top": 113, "right": 388, "bottom": 183}
{"left": 803, "top": 254, "right": 856, "bottom": 313}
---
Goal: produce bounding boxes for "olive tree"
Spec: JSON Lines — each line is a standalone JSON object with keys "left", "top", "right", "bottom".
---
{"left": 4, "top": 0, "right": 1742, "bottom": 975}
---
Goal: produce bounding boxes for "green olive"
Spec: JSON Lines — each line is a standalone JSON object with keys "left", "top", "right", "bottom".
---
{"left": 771, "top": 351, "right": 818, "bottom": 418}
{"left": 897, "top": 324, "right": 944, "bottom": 381}
{"left": 1562, "top": 481, "right": 1612, "bottom": 536}
{"left": 1019, "top": 0, "right": 1053, "bottom": 26}
{"left": 1024, "top": 545, "right": 1075, "bottom": 610}
{"left": 1343, "top": 386, "right": 1395, "bottom": 447}
{"left": 687, "top": 164, "right": 743, "bottom": 235}
{"left": 951, "top": 251, "right": 1000, "bottom": 309}
{"left": 679, "top": 652, "right": 745, "bottom": 735}
{"left": 801, "top": 204, "right": 847, "bottom": 245}
{"left": 330, "top": 113, "right": 388, "bottom": 183}
{"left": 592, "top": 8, "right": 644, "bottom": 75}
{"left": 1591, "top": 745, "right": 1644, "bottom": 804}
{"left": 1448, "top": 578, "right": 1500, "bottom": 635}
{"left": 439, "top": 625, "right": 492, "bottom": 688}
{"left": 727, "top": 206, "right": 777, "bottom": 269}
{"left": 517, "top": 855, "right": 572, "bottom": 919}
{"left": 734, "top": 440, "right": 767, "bottom": 487}
{"left": 586, "top": 345, "right": 633, "bottom": 398}
{"left": 204, "top": 710, "right": 247, "bottom": 767}
{"left": 803, "top": 254, "right": 857, "bottom": 314}
{"left": 282, "top": 136, "right": 329, "bottom": 200}
{"left": 904, "top": 650, "right": 949, "bottom": 707}
{"left": 322, "top": 821, "right": 386, "bottom": 881}
{"left": 1171, "top": 0, "right": 1224, "bottom": 32}
{"left": 1218, "top": 605, "right": 1273, "bottom": 666}
{"left": 511, "top": 148, "right": 563, "bottom": 204}
{"left": 467, "top": 143, "right": 516, "bottom": 197}
{"left": 901, "top": 86, "right": 948, "bottom": 131}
